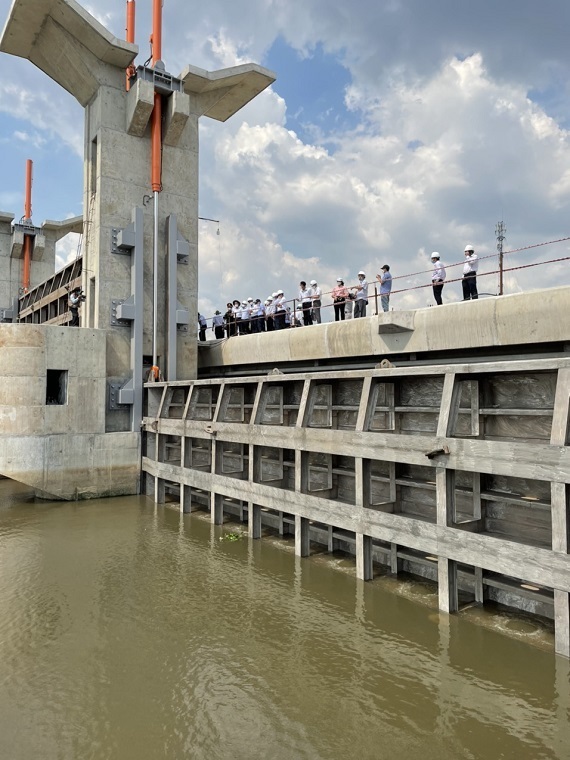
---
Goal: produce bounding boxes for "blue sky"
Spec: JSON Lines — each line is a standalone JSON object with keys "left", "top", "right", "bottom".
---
{"left": 1, "top": 0, "right": 570, "bottom": 319}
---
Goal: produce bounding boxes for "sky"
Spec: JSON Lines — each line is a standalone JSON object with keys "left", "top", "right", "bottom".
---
{"left": 1, "top": 0, "right": 570, "bottom": 321}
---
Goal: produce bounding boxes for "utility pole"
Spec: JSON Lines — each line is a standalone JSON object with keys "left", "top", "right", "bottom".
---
{"left": 495, "top": 221, "right": 506, "bottom": 295}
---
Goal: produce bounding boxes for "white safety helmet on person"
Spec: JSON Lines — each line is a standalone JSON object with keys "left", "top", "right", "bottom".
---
{"left": 310, "top": 280, "right": 317, "bottom": 285}
{"left": 464, "top": 244, "right": 474, "bottom": 252}
{"left": 358, "top": 271, "right": 365, "bottom": 276}
{"left": 431, "top": 252, "right": 440, "bottom": 259}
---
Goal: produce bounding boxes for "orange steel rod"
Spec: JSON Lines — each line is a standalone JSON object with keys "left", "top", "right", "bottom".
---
{"left": 22, "top": 159, "right": 33, "bottom": 291}
{"left": 151, "top": 93, "right": 162, "bottom": 192}
{"left": 24, "top": 159, "right": 32, "bottom": 220}
{"left": 125, "top": 0, "right": 136, "bottom": 90}
{"left": 151, "top": 0, "right": 162, "bottom": 64}
{"left": 150, "top": 0, "right": 163, "bottom": 192}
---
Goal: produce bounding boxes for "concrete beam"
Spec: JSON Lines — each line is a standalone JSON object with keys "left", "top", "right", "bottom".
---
{"left": 1, "top": 0, "right": 137, "bottom": 105}
{"left": 42, "top": 215, "right": 83, "bottom": 239}
{"left": 163, "top": 91, "right": 190, "bottom": 147}
{"left": 126, "top": 78, "right": 154, "bottom": 137}
{"left": 179, "top": 62, "right": 275, "bottom": 122}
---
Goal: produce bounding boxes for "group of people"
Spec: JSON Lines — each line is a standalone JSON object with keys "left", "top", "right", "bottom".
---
{"left": 197, "top": 244, "right": 480, "bottom": 339}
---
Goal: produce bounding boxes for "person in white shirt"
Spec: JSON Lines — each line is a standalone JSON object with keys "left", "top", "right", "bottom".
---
{"left": 212, "top": 310, "right": 224, "bottom": 339}
{"left": 298, "top": 281, "right": 313, "bottom": 326}
{"left": 274, "top": 290, "right": 287, "bottom": 330}
{"left": 430, "top": 253, "right": 446, "bottom": 305}
{"left": 310, "top": 279, "right": 322, "bottom": 323}
{"left": 353, "top": 271, "right": 368, "bottom": 318}
{"left": 266, "top": 295, "right": 275, "bottom": 331}
{"left": 462, "top": 244, "right": 479, "bottom": 300}
{"left": 238, "top": 301, "right": 250, "bottom": 335}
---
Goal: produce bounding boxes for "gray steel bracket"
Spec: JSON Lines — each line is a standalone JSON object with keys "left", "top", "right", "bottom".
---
{"left": 108, "top": 381, "right": 130, "bottom": 410}
{"left": 108, "top": 208, "right": 144, "bottom": 430}
{"left": 136, "top": 64, "right": 184, "bottom": 96}
{"left": 166, "top": 214, "right": 190, "bottom": 380}
{"left": 111, "top": 223, "right": 136, "bottom": 254}
{"left": 0, "top": 297, "right": 18, "bottom": 322}
{"left": 110, "top": 298, "right": 132, "bottom": 326}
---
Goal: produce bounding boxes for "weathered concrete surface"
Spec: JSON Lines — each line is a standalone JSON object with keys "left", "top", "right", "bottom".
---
{"left": 0, "top": 324, "right": 139, "bottom": 499}
{"left": 198, "top": 286, "right": 570, "bottom": 370}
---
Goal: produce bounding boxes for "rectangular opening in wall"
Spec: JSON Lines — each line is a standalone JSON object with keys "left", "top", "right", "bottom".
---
{"left": 46, "top": 369, "right": 68, "bottom": 405}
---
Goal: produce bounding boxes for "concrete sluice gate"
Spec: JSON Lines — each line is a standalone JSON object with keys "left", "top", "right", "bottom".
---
{"left": 142, "top": 358, "right": 570, "bottom": 657}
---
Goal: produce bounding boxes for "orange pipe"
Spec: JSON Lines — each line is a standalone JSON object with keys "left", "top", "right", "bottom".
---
{"left": 150, "top": 0, "right": 163, "bottom": 192}
{"left": 151, "top": 92, "right": 162, "bottom": 192}
{"left": 22, "top": 159, "right": 33, "bottom": 292}
{"left": 24, "top": 159, "right": 32, "bottom": 220}
{"left": 125, "top": 0, "right": 136, "bottom": 90}
{"left": 151, "top": 0, "right": 162, "bottom": 64}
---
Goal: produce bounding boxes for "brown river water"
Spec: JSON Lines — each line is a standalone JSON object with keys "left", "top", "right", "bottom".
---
{"left": 0, "top": 478, "right": 569, "bottom": 760}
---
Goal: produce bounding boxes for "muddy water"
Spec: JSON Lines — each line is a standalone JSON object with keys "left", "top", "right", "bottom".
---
{"left": 0, "top": 479, "right": 568, "bottom": 760}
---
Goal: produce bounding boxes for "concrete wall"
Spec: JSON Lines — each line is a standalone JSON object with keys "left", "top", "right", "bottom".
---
{"left": 0, "top": 323, "right": 139, "bottom": 499}
{"left": 199, "top": 286, "right": 570, "bottom": 370}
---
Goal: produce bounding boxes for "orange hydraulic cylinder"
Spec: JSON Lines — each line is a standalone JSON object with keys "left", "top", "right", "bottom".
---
{"left": 151, "top": 92, "right": 162, "bottom": 192}
{"left": 151, "top": 0, "right": 162, "bottom": 64}
{"left": 24, "top": 159, "right": 32, "bottom": 220}
{"left": 125, "top": 0, "right": 136, "bottom": 90}
{"left": 150, "top": 0, "right": 163, "bottom": 192}
{"left": 22, "top": 159, "right": 33, "bottom": 292}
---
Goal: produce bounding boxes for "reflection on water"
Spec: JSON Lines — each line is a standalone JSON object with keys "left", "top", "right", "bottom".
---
{"left": 0, "top": 479, "right": 569, "bottom": 760}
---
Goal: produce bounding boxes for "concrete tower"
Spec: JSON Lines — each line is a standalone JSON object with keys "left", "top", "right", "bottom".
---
{"left": 1, "top": 0, "right": 275, "bottom": 432}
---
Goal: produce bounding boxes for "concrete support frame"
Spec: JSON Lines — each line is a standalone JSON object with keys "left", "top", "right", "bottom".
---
{"left": 295, "top": 515, "right": 310, "bottom": 557}
{"left": 115, "top": 206, "right": 144, "bottom": 431}
{"left": 166, "top": 214, "right": 190, "bottom": 381}
{"left": 551, "top": 368, "right": 570, "bottom": 657}
{"left": 356, "top": 534, "right": 373, "bottom": 581}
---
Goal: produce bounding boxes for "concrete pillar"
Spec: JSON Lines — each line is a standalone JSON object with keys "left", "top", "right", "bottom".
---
{"left": 438, "top": 558, "right": 458, "bottom": 613}
{"left": 154, "top": 476, "right": 165, "bottom": 504}
{"left": 390, "top": 543, "right": 399, "bottom": 575}
{"left": 211, "top": 492, "right": 223, "bottom": 525}
{"left": 356, "top": 533, "right": 373, "bottom": 580}
{"left": 474, "top": 566, "right": 484, "bottom": 604}
{"left": 554, "top": 590, "right": 570, "bottom": 658}
{"left": 327, "top": 525, "right": 338, "bottom": 553}
{"left": 295, "top": 515, "right": 310, "bottom": 557}
{"left": 436, "top": 466, "right": 455, "bottom": 527}
{"left": 249, "top": 503, "right": 262, "bottom": 539}
{"left": 552, "top": 482, "right": 570, "bottom": 657}
{"left": 180, "top": 483, "right": 192, "bottom": 513}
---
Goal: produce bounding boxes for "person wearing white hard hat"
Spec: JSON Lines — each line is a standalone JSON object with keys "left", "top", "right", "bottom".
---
{"left": 353, "top": 271, "right": 368, "bottom": 318}
{"left": 309, "top": 279, "right": 322, "bottom": 323}
{"left": 430, "top": 253, "right": 446, "bottom": 305}
{"left": 462, "top": 244, "right": 479, "bottom": 300}
{"left": 274, "top": 290, "right": 286, "bottom": 330}
{"left": 299, "top": 281, "right": 313, "bottom": 326}
{"left": 266, "top": 296, "right": 275, "bottom": 332}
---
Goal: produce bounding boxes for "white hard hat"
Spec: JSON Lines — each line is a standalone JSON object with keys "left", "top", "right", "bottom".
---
{"left": 464, "top": 244, "right": 474, "bottom": 252}
{"left": 277, "top": 289, "right": 283, "bottom": 295}
{"left": 358, "top": 270, "right": 365, "bottom": 276}
{"left": 336, "top": 277, "right": 342, "bottom": 282}
{"left": 272, "top": 292, "right": 278, "bottom": 298}
{"left": 267, "top": 296, "right": 273, "bottom": 301}
{"left": 264, "top": 300, "right": 269, "bottom": 305}
{"left": 247, "top": 297, "right": 253, "bottom": 301}
{"left": 431, "top": 252, "right": 440, "bottom": 259}
{"left": 310, "top": 279, "right": 317, "bottom": 285}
